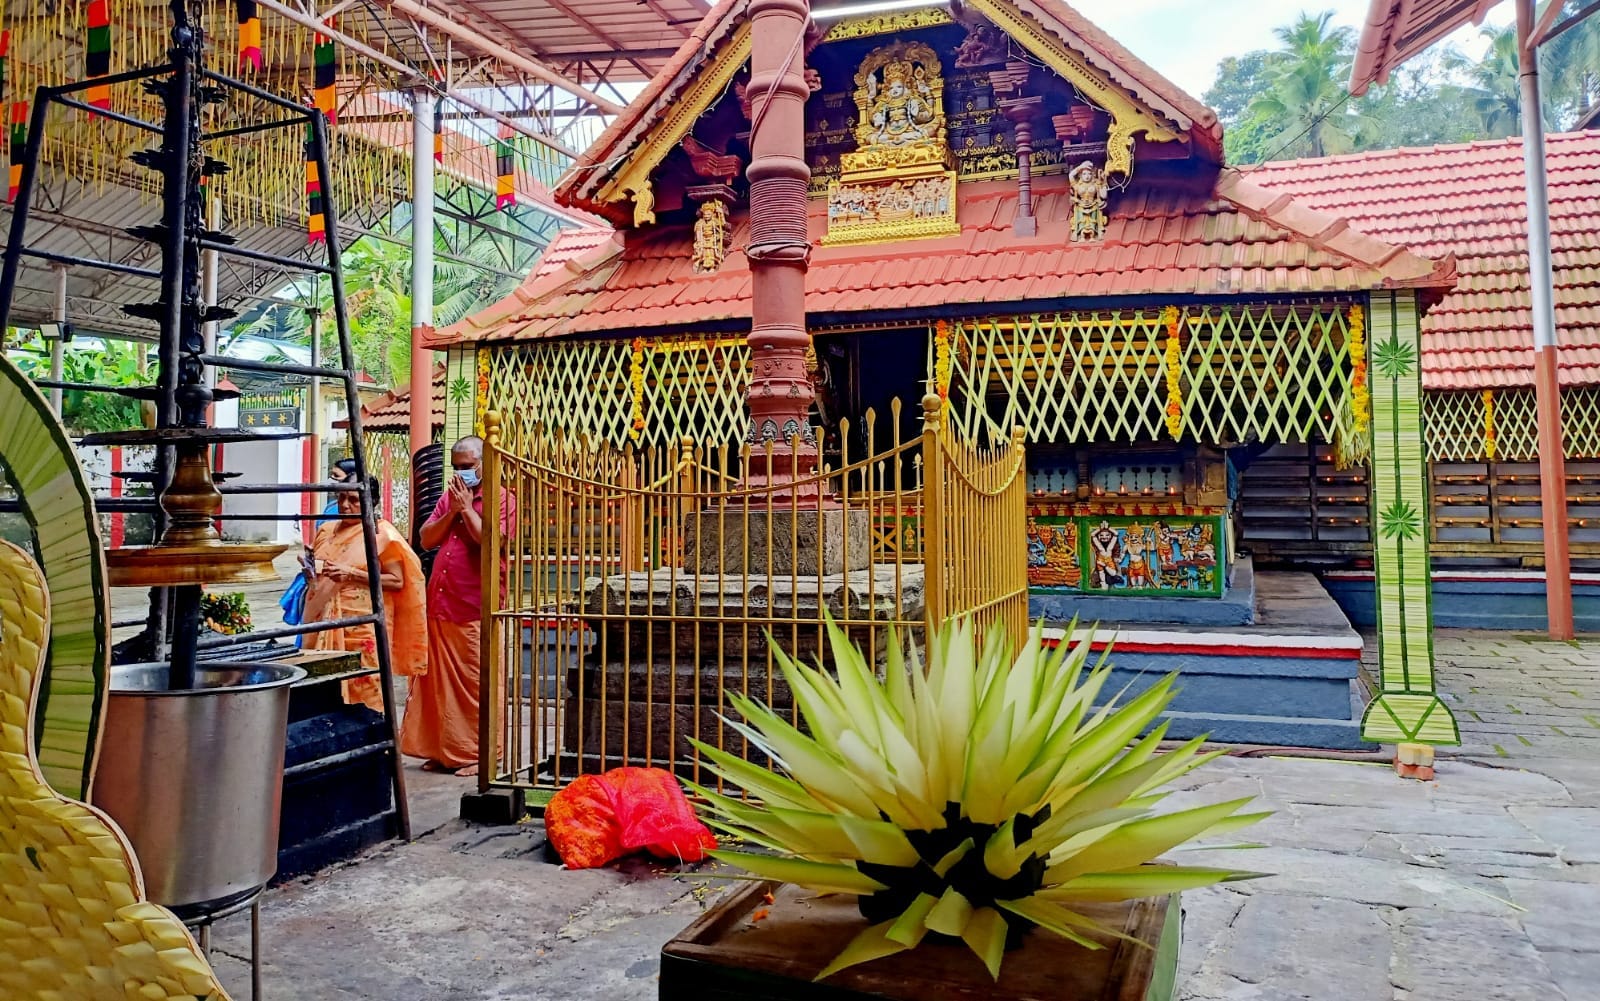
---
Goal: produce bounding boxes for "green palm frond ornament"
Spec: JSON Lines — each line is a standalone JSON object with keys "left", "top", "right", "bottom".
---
{"left": 693, "top": 618, "right": 1267, "bottom": 982}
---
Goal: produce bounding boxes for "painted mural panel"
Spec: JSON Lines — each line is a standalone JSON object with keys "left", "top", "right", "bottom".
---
{"left": 1026, "top": 515, "right": 1081, "bottom": 590}
{"left": 1082, "top": 516, "right": 1223, "bottom": 597}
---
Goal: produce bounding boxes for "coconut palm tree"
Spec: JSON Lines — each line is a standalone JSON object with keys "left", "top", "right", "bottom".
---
{"left": 1245, "top": 11, "right": 1367, "bottom": 159}
{"left": 1449, "top": 25, "right": 1522, "bottom": 138}
{"left": 229, "top": 232, "right": 525, "bottom": 387}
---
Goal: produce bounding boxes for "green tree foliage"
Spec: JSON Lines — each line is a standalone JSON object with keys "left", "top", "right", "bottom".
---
{"left": 233, "top": 233, "right": 523, "bottom": 388}
{"left": 7, "top": 335, "right": 150, "bottom": 434}
{"left": 1209, "top": 7, "right": 1600, "bottom": 165}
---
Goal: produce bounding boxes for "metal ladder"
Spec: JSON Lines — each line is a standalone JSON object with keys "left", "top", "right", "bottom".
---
{"left": 0, "top": 0, "right": 410, "bottom": 839}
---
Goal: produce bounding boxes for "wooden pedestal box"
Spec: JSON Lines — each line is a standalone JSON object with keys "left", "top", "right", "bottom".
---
{"left": 661, "top": 881, "right": 1180, "bottom": 1001}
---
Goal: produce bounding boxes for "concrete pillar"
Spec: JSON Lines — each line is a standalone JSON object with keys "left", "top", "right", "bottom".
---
{"left": 409, "top": 87, "right": 436, "bottom": 456}
{"left": 1516, "top": 0, "right": 1573, "bottom": 640}
{"left": 49, "top": 265, "right": 66, "bottom": 414}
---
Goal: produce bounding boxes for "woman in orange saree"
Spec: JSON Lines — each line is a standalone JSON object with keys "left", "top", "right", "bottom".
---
{"left": 303, "top": 481, "right": 427, "bottom": 711}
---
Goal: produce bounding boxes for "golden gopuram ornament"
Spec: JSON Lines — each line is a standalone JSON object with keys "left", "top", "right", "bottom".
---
{"left": 822, "top": 40, "right": 961, "bottom": 246}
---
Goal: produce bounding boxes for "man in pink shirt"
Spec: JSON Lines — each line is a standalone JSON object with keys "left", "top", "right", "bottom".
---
{"left": 401, "top": 436, "right": 515, "bottom": 776}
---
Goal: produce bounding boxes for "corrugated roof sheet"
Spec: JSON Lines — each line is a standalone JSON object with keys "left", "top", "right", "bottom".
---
{"left": 1249, "top": 131, "right": 1600, "bottom": 390}
{"left": 433, "top": 167, "right": 1452, "bottom": 346}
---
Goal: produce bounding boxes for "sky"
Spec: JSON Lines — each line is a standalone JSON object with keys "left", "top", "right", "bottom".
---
{"left": 1084, "top": 0, "right": 1514, "bottom": 97}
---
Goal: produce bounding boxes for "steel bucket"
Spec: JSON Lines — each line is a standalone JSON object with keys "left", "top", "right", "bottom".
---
{"left": 91, "top": 662, "right": 305, "bottom": 921}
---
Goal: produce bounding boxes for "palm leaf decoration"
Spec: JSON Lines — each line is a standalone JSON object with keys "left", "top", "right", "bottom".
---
{"left": 695, "top": 617, "right": 1266, "bottom": 982}
{"left": 0, "top": 352, "right": 110, "bottom": 801}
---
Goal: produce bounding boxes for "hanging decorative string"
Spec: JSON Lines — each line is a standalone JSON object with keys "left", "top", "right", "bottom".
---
{"left": 305, "top": 120, "right": 325, "bottom": 244}
{"left": 1482, "top": 389, "right": 1497, "bottom": 460}
{"left": 313, "top": 26, "right": 337, "bottom": 124}
{"left": 236, "top": 0, "right": 262, "bottom": 71}
{"left": 1162, "top": 305, "right": 1184, "bottom": 440}
{"left": 629, "top": 337, "right": 646, "bottom": 443}
{"left": 4, "top": 3, "right": 497, "bottom": 246}
{"left": 1347, "top": 304, "right": 1369, "bottom": 436}
{"left": 495, "top": 123, "right": 515, "bottom": 210}
{"left": 0, "top": 31, "right": 10, "bottom": 106}
{"left": 433, "top": 101, "right": 443, "bottom": 164}
{"left": 8, "top": 102, "right": 25, "bottom": 203}
{"left": 934, "top": 318, "right": 952, "bottom": 420}
{"left": 85, "top": 0, "right": 111, "bottom": 111}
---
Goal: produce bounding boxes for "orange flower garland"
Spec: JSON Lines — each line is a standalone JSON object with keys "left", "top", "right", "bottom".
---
{"left": 629, "top": 337, "right": 647, "bottom": 443}
{"left": 1348, "top": 305, "right": 1369, "bottom": 437}
{"left": 934, "top": 319, "right": 952, "bottom": 420}
{"left": 473, "top": 348, "right": 490, "bottom": 436}
{"left": 1162, "top": 307, "right": 1183, "bottom": 440}
{"left": 1483, "top": 389, "right": 1496, "bottom": 460}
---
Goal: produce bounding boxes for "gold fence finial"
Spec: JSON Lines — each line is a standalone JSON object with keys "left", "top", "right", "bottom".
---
{"left": 1011, "top": 425, "right": 1027, "bottom": 448}
{"left": 485, "top": 410, "right": 502, "bottom": 447}
{"left": 920, "top": 393, "right": 943, "bottom": 429}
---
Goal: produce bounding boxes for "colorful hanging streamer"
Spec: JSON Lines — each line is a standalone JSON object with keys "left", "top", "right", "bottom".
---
{"left": 495, "top": 125, "right": 515, "bottom": 210}
{"left": 86, "top": 0, "right": 112, "bottom": 111}
{"left": 305, "top": 122, "right": 325, "bottom": 244}
{"left": 0, "top": 31, "right": 11, "bottom": 105}
{"left": 433, "top": 102, "right": 444, "bottom": 164}
{"left": 237, "top": 0, "right": 262, "bottom": 71}
{"left": 313, "top": 29, "right": 337, "bottom": 124}
{"left": 8, "top": 102, "right": 25, "bottom": 203}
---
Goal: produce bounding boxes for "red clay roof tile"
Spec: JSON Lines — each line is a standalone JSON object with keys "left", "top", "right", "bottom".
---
{"left": 1251, "top": 132, "right": 1600, "bottom": 390}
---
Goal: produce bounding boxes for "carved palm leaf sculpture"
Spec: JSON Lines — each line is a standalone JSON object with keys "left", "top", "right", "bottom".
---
{"left": 0, "top": 351, "right": 227, "bottom": 999}
{"left": 0, "top": 355, "right": 111, "bottom": 800}
{"left": 694, "top": 617, "right": 1267, "bottom": 981}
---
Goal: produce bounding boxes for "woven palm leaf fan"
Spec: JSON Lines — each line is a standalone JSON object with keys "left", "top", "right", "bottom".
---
{"left": 0, "top": 350, "right": 110, "bottom": 801}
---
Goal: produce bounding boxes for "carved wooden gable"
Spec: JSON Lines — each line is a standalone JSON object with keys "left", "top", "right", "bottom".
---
{"left": 564, "top": 0, "right": 1218, "bottom": 253}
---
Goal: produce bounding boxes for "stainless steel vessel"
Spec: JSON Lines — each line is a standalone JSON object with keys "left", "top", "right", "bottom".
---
{"left": 91, "top": 663, "right": 305, "bottom": 920}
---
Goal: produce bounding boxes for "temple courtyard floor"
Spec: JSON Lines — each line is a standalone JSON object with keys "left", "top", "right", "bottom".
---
{"left": 201, "top": 628, "right": 1600, "bottom": 1000}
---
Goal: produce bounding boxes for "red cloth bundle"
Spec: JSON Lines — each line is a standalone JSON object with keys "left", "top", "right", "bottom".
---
{"left": 545, "top": 767, "right": 717, "bottom": 870}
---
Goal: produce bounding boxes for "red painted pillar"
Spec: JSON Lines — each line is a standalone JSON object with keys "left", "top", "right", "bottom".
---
{"left": 383, "top": 442, "right": 394, "bottom": 523}
{"left": 1517, "top": 0, "right": 1573, "bottom": 639}
{"left": 743, "top": 0, "right": 816, "bottom": 495}
{"left": 109, "top": 446, "right": 124, "bottom": 548}
{"left": 302, "top": 436, "right": 315, "bottom": 546}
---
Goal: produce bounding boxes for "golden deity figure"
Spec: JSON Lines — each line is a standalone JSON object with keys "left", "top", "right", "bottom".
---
{"left": 866, "top": 60, "right": 936, "bottom": 147}
{"left": 844, "top": 40, "right": 948, "bottom": 173}
{"left": 825, "top": 39, "right": 959, "bottom": 246}
{"left": 692, "top": 198, "right": 731, "bottom": 274}
{"left": 1069, "top": 160, "right": 1110, "bottom": 242}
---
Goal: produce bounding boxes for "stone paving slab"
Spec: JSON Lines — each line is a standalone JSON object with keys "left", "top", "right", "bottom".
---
{"left": 198, "top": 629, "right": 1600, "bottom": 1000}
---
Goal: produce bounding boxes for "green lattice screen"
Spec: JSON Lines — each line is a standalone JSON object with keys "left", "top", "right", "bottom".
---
{"left": 639, "top": 335, "right": 751, "bottom": 447}
{"left": 1424, "top": 387, "right": 1600, "bottom": 461}
{"left": 949, "top": 304, "right": 1354, "bottom": 446}
{"left": 483, "top": 335, "right": 750, "bottom": 452}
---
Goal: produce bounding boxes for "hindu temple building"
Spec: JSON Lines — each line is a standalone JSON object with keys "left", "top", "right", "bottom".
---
{"left": 422, "top": 0, "right": 1590, "bottom": 753}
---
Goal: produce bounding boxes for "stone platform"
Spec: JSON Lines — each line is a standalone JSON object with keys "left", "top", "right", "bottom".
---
{"left": 1323, "top": 568, "right": 1600, "bottom": 632}
{"left": 568, "top": 564, "right": 925, "bottom": 771}
{"left": 1030, "top": 556, "right": 1258, "bottom": 627}
{"left": 1044, "top": 569, "right": 1367, "bottom": 749}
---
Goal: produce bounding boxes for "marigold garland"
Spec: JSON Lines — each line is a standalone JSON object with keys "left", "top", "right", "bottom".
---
{"left": 629, "top": 337, "right": 647, "bottom": 443}
{"left": 933, "top": 319, "right": 952, "bottom": 420}
{"left": 473, "top": 348, "right": 490, "bottom": 437}
{"left": 1348, "top": 305, "right": 1369, "bottom": 436}
{"left": 1483, "top": 389, "right": 1497, "bottom": 460}
{"left": 1162, "top": 306, "right": 1183, "bottom": 440}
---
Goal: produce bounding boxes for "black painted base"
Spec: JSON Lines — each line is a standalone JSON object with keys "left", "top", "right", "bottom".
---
{"left": 276, "top": 677, "right": 399, "bottom": 882}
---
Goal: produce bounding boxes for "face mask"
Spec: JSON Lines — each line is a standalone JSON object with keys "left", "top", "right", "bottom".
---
{"left": 457, "top": 468, "right": 481, "bottom": 488}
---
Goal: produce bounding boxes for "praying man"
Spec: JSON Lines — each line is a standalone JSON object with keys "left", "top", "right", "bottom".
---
{"left": 401, "top": 435, "right": 514, "bottom": 776}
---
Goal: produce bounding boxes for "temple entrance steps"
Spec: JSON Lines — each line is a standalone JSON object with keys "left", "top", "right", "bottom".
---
{"left": 1041, "top": 569, "right": 1368, "bottom": 751}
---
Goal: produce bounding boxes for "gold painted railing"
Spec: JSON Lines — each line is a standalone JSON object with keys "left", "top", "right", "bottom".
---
{"left": 475, "top": 396, "right": 1027, "bottom": 794}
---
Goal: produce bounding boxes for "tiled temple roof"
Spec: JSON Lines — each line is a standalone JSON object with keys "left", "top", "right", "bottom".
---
{"left": 1250, "top": 132, "right": 1600, "bottom": 391}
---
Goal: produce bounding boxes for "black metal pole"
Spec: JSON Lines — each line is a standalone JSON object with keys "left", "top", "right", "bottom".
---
{"left": 310, "top": 109, "right": 412, "bottom": 840}
{"left": 160, "top": 0, "right": 208, "bottom": 691}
